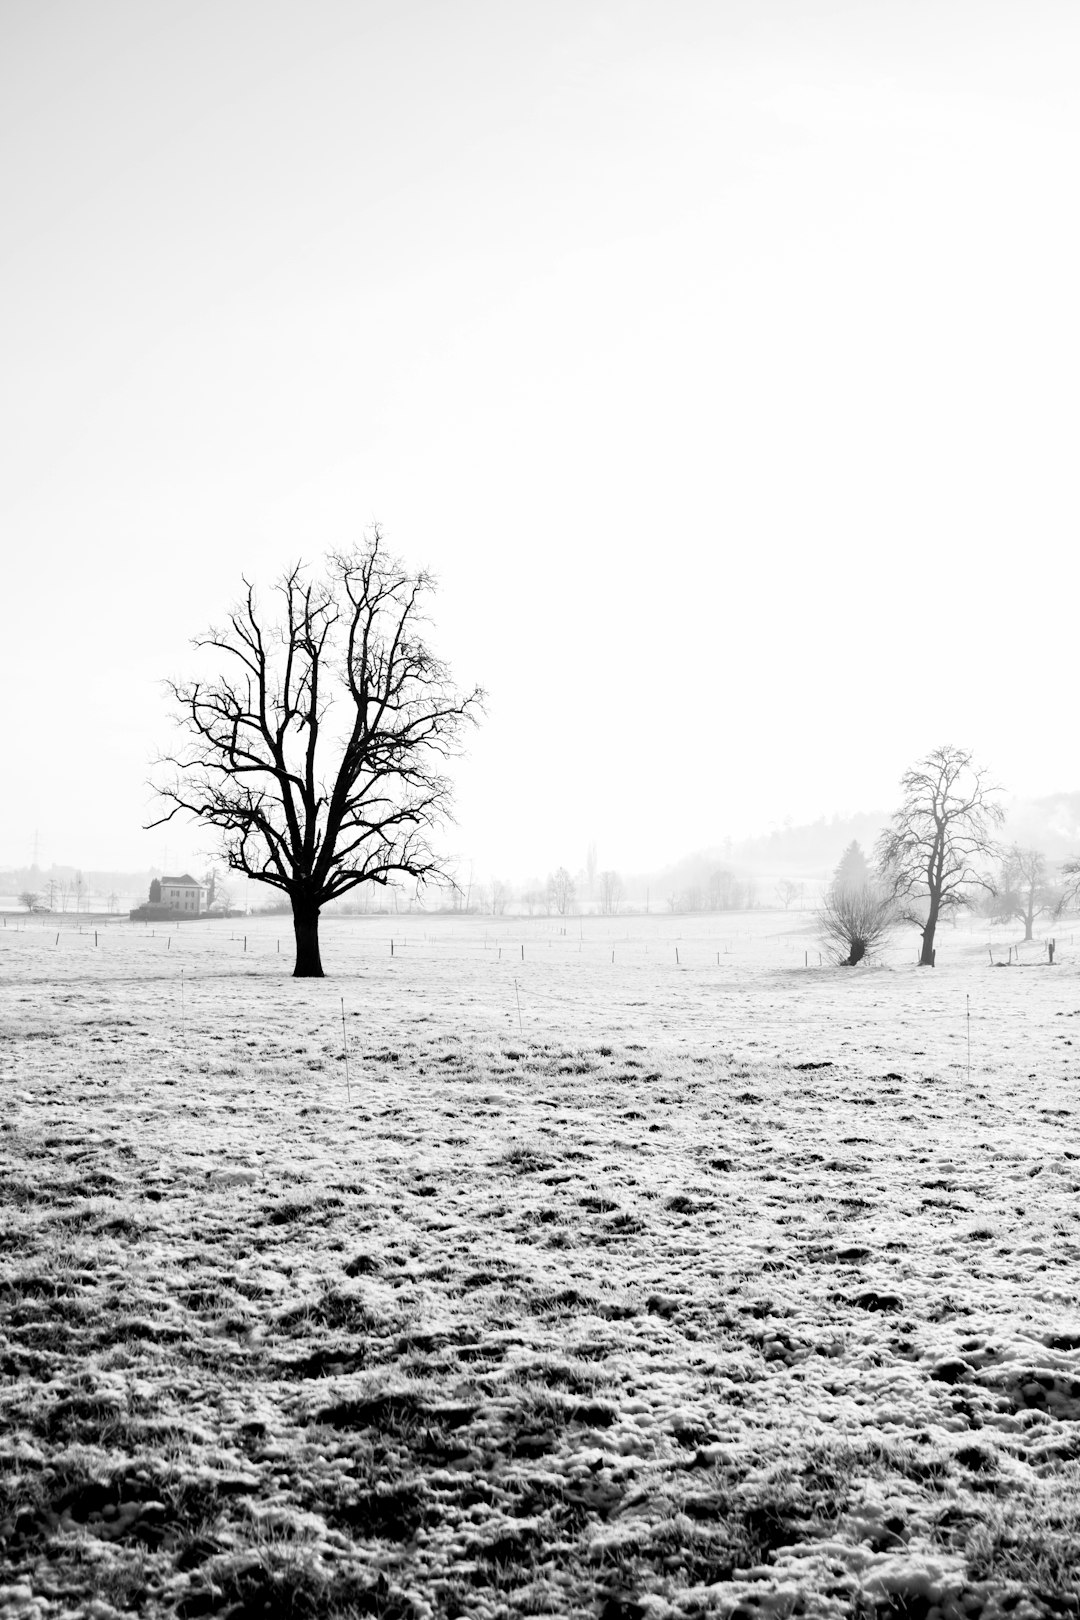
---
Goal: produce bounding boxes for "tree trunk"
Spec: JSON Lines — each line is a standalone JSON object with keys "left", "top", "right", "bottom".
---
{"left": 920, "top": 904, "right": 939, "bottom": 965}
{"left": 844, "top": 939, "right": 866, "bottom": 966}
{"left": 292, "top": 899, "right": 324, "bottom": 978}
{"left": 1023, "top": 917, "right": 1034, "bottom": 941}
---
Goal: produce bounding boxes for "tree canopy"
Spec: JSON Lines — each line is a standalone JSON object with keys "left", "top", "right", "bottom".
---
{"left": 150, "top": 533, "right": 483, "bottom": 976}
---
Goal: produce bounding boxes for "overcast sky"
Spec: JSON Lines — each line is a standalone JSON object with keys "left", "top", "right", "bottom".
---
{"left": 3, "top": 0, "right": 1078, "bottom": 881}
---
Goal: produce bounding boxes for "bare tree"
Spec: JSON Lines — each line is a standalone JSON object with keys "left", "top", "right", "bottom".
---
{"left": 876, "top": 744, "right": 1004, "bottom": 966}
{"left": 598, "top": 869, "right": 623, "bottom": 916}
{"left": 707, "top": 867, "right": 745, "bottom": 911}
{"left": 818, "top": 883, "right": 896, "bottom": 965}
{"left": 150, "top": 532, "right": 483, "bottom": 976}
{"left": 992, "top": 846, "right": 1058, "bottom": 941}
{"left": 19, "top": 891, "right": 40, "bottom": 913}
{"left": 489, "top": 878, "right": 512, "bottom": 916}
{"left": 521, "top": 883, "right": 543, "bottom": 917}
{"left": 209, "top": 874, "right": 233, "bottom": 913}
{"left": 774, "top": 879, "right": 799, "bottom": 910}
{"left": 547, "top": 867, "right": 575, "bottom": 916}
{"left": 74, "top": 871, "right": 85, "bottom": 913}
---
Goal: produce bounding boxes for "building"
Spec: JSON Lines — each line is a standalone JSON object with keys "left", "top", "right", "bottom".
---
{"left": 159, "top": 874, "right": 206, "bottom": 914}
{"left": 128, "top": 873, "right": 208, "bottom": 922}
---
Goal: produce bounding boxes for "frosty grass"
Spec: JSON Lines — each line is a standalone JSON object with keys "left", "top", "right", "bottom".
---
{"left": 2, "top": 911, "right": 1079, "bottom": 1619}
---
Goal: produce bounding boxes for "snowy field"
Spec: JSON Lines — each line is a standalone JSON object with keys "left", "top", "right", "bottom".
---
{"left": 2, "top": 911, "right": 1080, "bottom": 1619}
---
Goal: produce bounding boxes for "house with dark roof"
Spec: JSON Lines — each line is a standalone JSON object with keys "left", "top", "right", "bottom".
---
{"left": 158, "top": 874, "right": 206, "bottom": 914}
{"left": 128, "top": 873, "right": 207, "bottom": 922}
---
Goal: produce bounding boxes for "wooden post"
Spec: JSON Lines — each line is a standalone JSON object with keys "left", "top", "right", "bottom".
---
{"left": 341, "top": 997, "right": 351, "bottom": 1104}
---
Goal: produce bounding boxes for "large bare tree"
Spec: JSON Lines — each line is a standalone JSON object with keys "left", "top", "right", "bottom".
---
{"left": 150, "top": 534, "right": 483, "bottom": 977}
{"left": 876, "top": 744, "right": 1003, "bottom": 966}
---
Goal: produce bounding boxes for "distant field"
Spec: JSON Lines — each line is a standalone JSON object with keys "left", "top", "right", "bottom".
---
{"left": 2, "top": 913, "right": 1079, "bottom": 1619}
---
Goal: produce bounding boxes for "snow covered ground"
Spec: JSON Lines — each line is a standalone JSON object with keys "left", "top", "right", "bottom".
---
{"left": 2, "top": 911, "right": 1079, "bottom": 1618}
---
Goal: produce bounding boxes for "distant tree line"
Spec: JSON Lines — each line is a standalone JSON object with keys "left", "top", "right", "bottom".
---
{"left": 666, "top": 867, "right": 757, "bottom": 915}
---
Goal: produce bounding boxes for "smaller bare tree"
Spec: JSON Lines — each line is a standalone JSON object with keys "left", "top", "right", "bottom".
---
{"left": 598, "top": 869, "right": 623, "bottom": 916}
{"left": 547, "top": 867, "right": 575, "bottom": 916}
{"left": 19, "top": 891, "right": 40, "bottom": 913}
{"left": 818, "top": 884, "right": 896, "bottom": 966}
{"left": 993, "top": 846, "right": 1059, "bottom": 941}
{"left": 775, "top": 879, "right": 799, "bottom": 910}
{"left": 489, "top": 878, "right": 512, "bottom": 916}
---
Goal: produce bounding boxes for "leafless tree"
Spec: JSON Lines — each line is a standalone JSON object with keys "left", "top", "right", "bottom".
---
{"left": 1057, "top": 856, "right": 1080, "bottom": 917}
{"left": 150, "top": 532, "right": 483, "bottom": 976}
{"left": 774, "top": 879, "right": 799, "bottom": 910}
{"left": 489, "top": 878, "right": 512, "bottom": 916}
{"left": 74, "top": 871, "right": 85, "bottom": 913}
{"left": 818, "top": 883, "right": 896, "bottom": 965}
{"left": 19, "top": 891, "right": 40, "bottom": 913}
{"left": 547, "top": 867, "right": 575, "bottom": 916}
{"left": 992, "top": 846, "right": 1059, "bottom": 941}
{"left": 210, "top": 875, "right": 233, "bottom": 913}
{"left": 521, "top": 883, "right": 543, "bottom": 917}
{"left": 876, "top": 744, "right": 1004, "bottom": 966}
{"left": 707, "top": 867, "right": 745, "bottom": 911}
{"left": 598, "top": 869, "right": 623, "bottom": 916}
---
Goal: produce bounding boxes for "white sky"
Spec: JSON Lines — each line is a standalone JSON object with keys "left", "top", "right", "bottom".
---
{"left": 3, "top": 0, "right": 1078, "bottom": 881}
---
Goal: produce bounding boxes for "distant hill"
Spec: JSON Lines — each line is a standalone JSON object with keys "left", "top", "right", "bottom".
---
{"left": 729, "top": 811, "right": 891, "bottom": 873}
{"left": 636, "top": 792, "right": 1080, "bottom": 910}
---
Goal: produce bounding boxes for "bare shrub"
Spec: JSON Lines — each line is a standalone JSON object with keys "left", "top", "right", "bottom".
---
{"left": 818, "top": 885, "right": 896, "bottom": 966}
